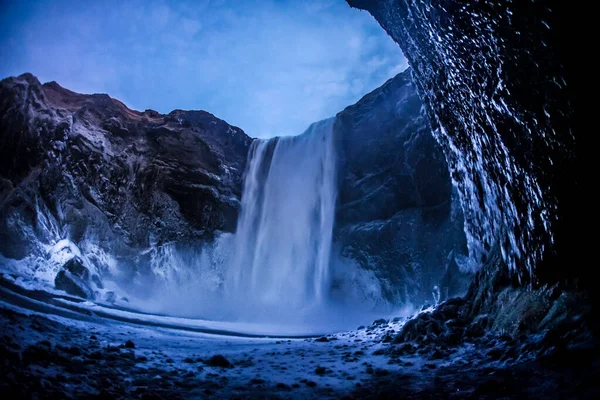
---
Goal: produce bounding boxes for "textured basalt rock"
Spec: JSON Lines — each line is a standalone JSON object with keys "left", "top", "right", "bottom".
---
{"left": 347, "top": 0, "right": 578, "bottom": 285}
{"left": 334, "top": 68, "right": 469, "bottom": 305}
{"left": 344, "top": 3, "right": 591, "bottom": 381}
{"left": 392, "top": 247, "right": 594, "bottom": 351}
{"left": 0, "top": 73, "right": 252, "bottom": 274}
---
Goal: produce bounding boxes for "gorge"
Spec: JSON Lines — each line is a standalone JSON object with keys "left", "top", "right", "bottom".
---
{"left": 0, "top": 67, "right": 464, "bottom": 333}
{"left": 0, "top": 1, "right": 590, "bottom": 399}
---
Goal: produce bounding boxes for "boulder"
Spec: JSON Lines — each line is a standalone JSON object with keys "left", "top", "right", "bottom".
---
{"left": 204, "top": 355, "right": 232, "bottom": 368}
{"left": 104, "top": 291, "right": 117, "bottom": 304}
{"left": 54, "top": 258, "right": 94, "bottom": 299}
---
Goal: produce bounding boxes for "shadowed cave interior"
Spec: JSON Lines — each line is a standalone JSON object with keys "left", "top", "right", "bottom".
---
{"left": 0, "top": 1, "right": 591, "bottom": 399}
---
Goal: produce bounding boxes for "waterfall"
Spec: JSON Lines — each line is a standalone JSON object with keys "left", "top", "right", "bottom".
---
{"left": 226, "top": 118, "right": 337, "bottom": 314}
{"left": 129, "top": 118, "right": 386, "bottom": 329}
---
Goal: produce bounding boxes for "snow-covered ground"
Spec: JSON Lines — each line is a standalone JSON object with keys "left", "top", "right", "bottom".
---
{"left": 1, "top": 273, "right": 597, "bottom": 399}
{"left": 0, "top": 274, "right": 411, "bottom": 398}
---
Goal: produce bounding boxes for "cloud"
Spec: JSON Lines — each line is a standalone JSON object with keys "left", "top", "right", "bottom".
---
{"left": 0, "top": 0, "right": 407, "bottom": 138}
{"left": 181, "top": 18, "right": 202, "bottom": 37}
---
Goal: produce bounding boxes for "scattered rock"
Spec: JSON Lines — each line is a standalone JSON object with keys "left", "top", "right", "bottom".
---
{"left": 22, "top": 344, "right": 60, "bottom": 366}
{"left": 205, "top": 355, "right": 232, "bottom": 368}
{"left": 391, "top": 343, "right": 416, "bottom": 356}
{"left": 315, "top": 337, "right": 329, "bottom": 342}
{"left": 125, "top": 340, "right": 135, "bottom": 349}
{"left": 315, "top": 366, "right": 327, "bottom": 375}
{"left": 430, "top": 349, "right": 445, "bottom": 360}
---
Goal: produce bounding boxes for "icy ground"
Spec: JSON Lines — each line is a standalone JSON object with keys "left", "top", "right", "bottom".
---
{"left": 1, "top": 275, "right": 598, "bottom": 399}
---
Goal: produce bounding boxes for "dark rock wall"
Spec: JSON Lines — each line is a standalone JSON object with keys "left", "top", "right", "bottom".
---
{"left": 0, "top": 73, "right": 252, "bottom": 265}
{"left": 334, "top": 69, "right": 468, "bottom": 305}
{"left": 347, "top": 0, "right": 577, "bottom": 286}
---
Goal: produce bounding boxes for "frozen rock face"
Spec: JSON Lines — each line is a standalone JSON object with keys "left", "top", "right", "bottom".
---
{"left": 348, "top": 1, "right": 577, "bottom": 285}
{"left": 0, "top": 73, "right": 251, "bottom": 275}
{"left": 334, "top": 69, "right": 468, "bottom": 306}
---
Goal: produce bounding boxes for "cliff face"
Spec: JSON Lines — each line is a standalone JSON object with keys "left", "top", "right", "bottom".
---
{"left": 347, "top": 0, "right": 578, "bottom": 286}
{"left": 334, "top": 69, "right": 469, "bottom": 306}
{"left": 0, "top": 70, "right": 466, "bottom": 308}
{"left": 0, "top": 73, "right": 251, "bottom": 275}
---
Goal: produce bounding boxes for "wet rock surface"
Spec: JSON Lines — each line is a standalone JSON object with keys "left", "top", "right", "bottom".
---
{"left": 54, "top": 269, "right": 93, "bottom": 300}
{"left": 334, "top": 68, "right": 469, "bottom": 305}
{"left": 346, "top": 0, "right": 578, "bottom": 285}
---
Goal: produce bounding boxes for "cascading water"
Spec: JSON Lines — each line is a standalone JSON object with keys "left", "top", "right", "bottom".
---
{"left": 227, "top": 118, "right": 337, "bottom": 316}
{"left": 99, "top": 118, "right": 387, "bottom": 332}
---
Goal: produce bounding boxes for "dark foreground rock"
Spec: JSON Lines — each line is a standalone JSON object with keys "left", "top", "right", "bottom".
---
{"left": 393, "top": 247, "right": 595, "bottom": 350}
{"left": 348, "top": 250, "right": 599, "bottom": 399}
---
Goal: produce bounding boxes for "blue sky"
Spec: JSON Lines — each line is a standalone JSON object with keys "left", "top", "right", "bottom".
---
{"left": 0, "top": 0, "right": 406, "bottom": 138}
